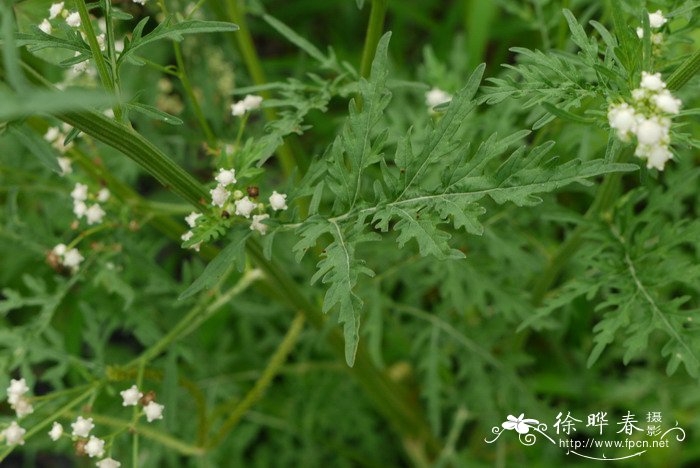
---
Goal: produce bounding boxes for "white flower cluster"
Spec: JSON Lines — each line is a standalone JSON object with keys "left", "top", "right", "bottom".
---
{"left": 607, "top": 72, "right": 681, "bottom": 171}
{"left": 71, "top": 182, "right": 110, "bottom": 225}
{"left": 636, "top": 10, "right": 667, "bottom": 46}
{"left": 1, "top": 378, "right": 33, "bottom": 446}
{"left": 230, "top": 94, "right": 263, "bottom": 117}
{"left": 6, "top": 378, "right": 33, "bottom": 419}
{"left": 42, "top": 385, "right": 162, "bottom": 465}
{"left": 119, "top": 385, "right": 164, "bottom": 422}
{"left": 425, "top": 88, "right": 452, "bottom": 112}
{"left": 45, "top": 124, "right": 75, "bottom": 160}
{"left": 180, "top": 169, "right": 288, "bottom": 249}
{"left": 51, "top": 243, "right": 85, "bottom": 271}
{"left": 37, "top": 3, "right": 79, "bottom": 34}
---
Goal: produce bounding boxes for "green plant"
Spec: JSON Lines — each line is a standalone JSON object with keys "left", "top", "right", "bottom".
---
{"left": 1, "top": 0, "right": 699, "bottom": 466}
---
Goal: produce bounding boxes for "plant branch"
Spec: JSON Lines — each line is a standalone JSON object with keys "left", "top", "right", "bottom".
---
{"left": 359, "top": 0, "right": 389, "bottom": 79}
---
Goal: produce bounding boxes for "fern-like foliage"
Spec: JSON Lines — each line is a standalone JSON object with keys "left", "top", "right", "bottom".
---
{"left": 522, "top": 171, "right": 700, "bottom": 377}
{"left": 286, "top": 33, "right": 636, "bottom": 365}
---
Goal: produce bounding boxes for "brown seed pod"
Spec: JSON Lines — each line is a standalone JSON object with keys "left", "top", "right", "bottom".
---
{"left": 140, "top": 390, "right": 156, "bottom": 406}
{"left": 246, "top": 186, "right": 259, "bottom": 198}
{"left": 74, "top": 439, "right": 87, "bottom": 456}
{"left": 221, "top": 210, "right": 230, "bottom": 219}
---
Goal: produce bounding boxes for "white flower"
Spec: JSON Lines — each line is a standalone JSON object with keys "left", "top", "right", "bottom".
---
{"left": 53, "top": 243, "right": 67, "bottom": 256}
{"left": 120, "top": 385, "right": 143, "bottom": 407}
{"left": 97, "top": 188, "right": 110, "bottom": 202}
{"left": 185, "top": 212, "right": 201, "bottom": 228}
{"left": 636, "top": 27, "right": 644, "bottom": 39}
{"left": 653, "top": 90, "right": 682, "bottom": 114}
{"left": 73, "top": 60, "right": 89, "bottom": 74}
{"left": 13, "top": 397, "right": 34, "bottom": 418}
{"left": 71, "top": 183, "right": 89, "bottom": 201}
{"left": 74, "top": 200, "right": 88, "bottom": 218}
{"left": 501, "top": 413, "right": 539, "bottom": 435}
{"left": 250, "top": 214, "right": 269, "bottom": 235}
{"left": 651, "top": 33, "right": 664, "bottom": 45}
{"left": 210, "top": 185, "right": 230, "bottom": 208}
{"left": 242, "top": 94, "right": 263, "bottom": 110}
{"left": 181, "top": 230, "right": 193, "bottom": 242}
{"left": 57, "top": 157, "right": 72, "bottom": 175}
{"left": 231, "top": 101, "right": 247, "bottom": 117}
{"left": 85, "top": 436, "right": 105, "bottom": 458}
{"left": 234, "top": 197, "right": 256, "bottom": 218}
{"left": 45, "top": 127, "right": 60, "bottom": 142}
{"left": 49, "top": 422, "right": 63, "bottom": 441}
{"left": 640, "top": 71, "right": 665, "bottom": 91}
{"left": 644, "top": 145, "right": 673, "bottom": 171}
{"left": 63, "top": 248, "right": 84, "bottom": 269}
{"left": 7, "top": 378, "right": 29, "bottom": 402}
{"left": 66, "top": 11, "right": 81, "bottom": 28}
{"left": 215, "top": 168, "right": 237, "bottom": 186}
{"left": 648, "top": 10, "right": 667, "bottom": 29}
{"left": 425, "top": 88, "right": 452, "bottom": 109}
{"left": 96, "top": 458, "right": 121, "bottom": 468}
{"left": 268, "top": 191, "right": 288, "bottom": 211}
{"left": 607, "top": 103, "right": 637, "bottom": 140}
{"left": 636, "top": 116, "right": 669, "bottom": 146}
{"left": 2, "top": 421, "right": 26, "bottom": 446}
{"left": 96, "top": 33, "right": 106, "bottom": 51}
{"left": 144, "top": 401, "right": 164, "bottom": 422}
{"left": 49, "top": 2, "right": 64, "bottom": 19}
{"left": 114, "top": 40, "right": 124, "bottom": 53}
{"left": 85, "top": 204, "right": 106, "bottom": 225}
{"left": 631, "top": 88, "right": 646, "bottom": 101}
{"left": 39, "top": 19, "right": 52, "bottom": 34}
{"left": 133, "top": 0, "right": 147, "bottom": 5}
{"left": 71, "top": 416, "right": 94, "bottom": 438}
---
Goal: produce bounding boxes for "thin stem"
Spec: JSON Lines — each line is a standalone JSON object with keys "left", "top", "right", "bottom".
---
{"left": 103, "top": 0, "right": 124, "bottom": 123}
{"left": 530, "top": 145, "right": 630, "bottom": 305}
{"left": 208, "top": 313, "right": 305, "bottom": 447}
{"left": 74, "top": 0, "right": 122, "bottom": 121}
{"left": 224, "top": 0, "right": 297, "bottom": 175}
{"left": 359, "top": 0, "right": 389, "bottom": 79}
{"left": 71, "top": 412, "right": 206, "bottom": 456}
{"left": 157, "top": 0, "right": 216, "bottom": 144}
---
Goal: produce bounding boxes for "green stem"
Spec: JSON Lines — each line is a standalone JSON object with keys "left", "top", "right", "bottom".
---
{"left": 174, "top": 43, "right": 216, "bottom": 145}
{"left": 667, "top": 49, "right": 700, "bottom": 91}
{"left": 207, "top": 313, "right": 305, "bottom": 447}
{"left": 130, "top": 269, "right": 261, "bottom": 366}
{"left": 156, "top": 0, "right": 216, "bottom": 145}
{"left": 530, "top": 142, "right": 629, "bottom": 305}
{"left": 71, "top": 412, "right": 206, "bottom": 456}
{"left": 359, "top": 0, "right": 389, "bottom": 79}
{"left": 103, "top": 0, "right": 124, "bottom": 123}
{"left": 224, "top": 0, "right": 297, "bottom": 175}
{"left": 74, "top": 0, "right": 122, "bottom": 121}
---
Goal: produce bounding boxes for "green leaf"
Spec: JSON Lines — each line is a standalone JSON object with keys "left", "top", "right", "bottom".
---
{"left": 262, "top": 14, "right": 335, "bottom": 68}
{"left": 119, "top": 17, "right": 238, "bottom": 66}
{"left": 0, "top": 88, "right": 114, "bottom": 121}
{"left": 126, "top": 102, "right": 184, "bottom": 125}
{"left": 179, "top": 230, "right": 250, "bottom": 300}
{"left": 7, "top": 124, "right": 62, "bottom": 174}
